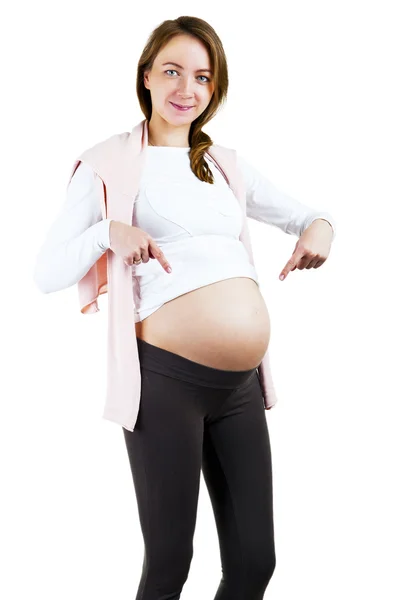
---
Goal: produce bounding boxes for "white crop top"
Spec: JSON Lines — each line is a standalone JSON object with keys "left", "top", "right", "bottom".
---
{"left": 33, "top": 146, "right": 336, "bottom": 322}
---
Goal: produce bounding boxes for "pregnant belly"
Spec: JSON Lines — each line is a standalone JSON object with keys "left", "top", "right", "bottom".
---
{"left": 134, "top": 277, "right": 271, "bottom": 371}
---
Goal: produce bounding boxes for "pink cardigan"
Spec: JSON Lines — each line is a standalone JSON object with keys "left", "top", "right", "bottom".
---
{"left": 68, "top": 118, "right": 278, "bottom": 431}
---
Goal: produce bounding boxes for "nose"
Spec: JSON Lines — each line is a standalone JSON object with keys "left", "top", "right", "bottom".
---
{"left": 178, "top": 76, "right": 195, "bottom": 96}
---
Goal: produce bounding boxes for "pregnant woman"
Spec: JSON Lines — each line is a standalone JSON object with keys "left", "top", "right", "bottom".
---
{"left": 34, "top": 15, "right": 336, "bottom": 600}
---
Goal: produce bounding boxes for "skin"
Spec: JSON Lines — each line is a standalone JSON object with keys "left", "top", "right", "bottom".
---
{"left": 143, "top": 34, "right": 215, "bottom": 147}
{"left": 279, "top": 218, "right": 333, "bottom": 280}
{"left": 135, "top": 34, "right": 270, "bottom": 370}
{"left": 135, "top": 33, "right": 333, "bottom": 373}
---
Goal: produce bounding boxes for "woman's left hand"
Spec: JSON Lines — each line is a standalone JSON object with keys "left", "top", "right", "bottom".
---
{"left": 279, "top": 219, "right": 333, "bottom": 281}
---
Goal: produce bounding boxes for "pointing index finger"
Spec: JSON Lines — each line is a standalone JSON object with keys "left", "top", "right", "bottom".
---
{"left": 148, "top": 238, "right": 172, "bottom": 273}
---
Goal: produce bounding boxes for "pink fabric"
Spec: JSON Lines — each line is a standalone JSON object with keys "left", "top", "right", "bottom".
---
{"left": 67, "top": 118, "right": 278, "bottom": 431}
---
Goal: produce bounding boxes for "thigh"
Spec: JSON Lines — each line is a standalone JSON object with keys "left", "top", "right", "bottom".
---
{"left": 201, "top": 370, "right": 275, "bottom": 575}
{"left": 123, "top": 368, "right": 204, "bottom": 569}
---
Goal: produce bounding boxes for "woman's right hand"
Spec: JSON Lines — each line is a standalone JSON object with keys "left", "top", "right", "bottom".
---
{"left": 109, "top": 221, "right": 172, "bottom": 273}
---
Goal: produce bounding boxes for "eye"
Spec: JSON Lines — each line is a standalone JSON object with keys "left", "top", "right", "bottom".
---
{"left": 164, "top": 70, "right": 211, "bottom": 83}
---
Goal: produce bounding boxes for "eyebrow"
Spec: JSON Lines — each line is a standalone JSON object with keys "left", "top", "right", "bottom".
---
{"left": 162, "top": 62, "right": 213, "bottom": 75}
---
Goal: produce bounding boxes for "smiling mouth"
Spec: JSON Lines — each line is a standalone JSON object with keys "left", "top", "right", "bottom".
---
{"left": 170, "top": 102, "right": 194, "bottom": 110}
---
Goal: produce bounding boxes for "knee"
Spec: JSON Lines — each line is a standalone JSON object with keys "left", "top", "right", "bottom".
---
{"left": 150, "top": 543, "right": 194, "bottom": 595}
{"left": 221, "top": 551, "right": 276, "bottom": 598}
{"left": 235, "top": 534, "right": 276, "bottom": 592}
{"left": 249, "top": 550, "right": 277, "bottom": 587}
{"left": 262, "top": 551, "right": 277, "bottom": 583}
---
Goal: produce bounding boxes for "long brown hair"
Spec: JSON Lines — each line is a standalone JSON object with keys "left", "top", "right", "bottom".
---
{"left": 136, "top": 16, "right": 229, "bottom": 184}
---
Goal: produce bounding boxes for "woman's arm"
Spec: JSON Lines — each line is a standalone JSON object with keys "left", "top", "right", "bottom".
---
{"left": 33, "top": 161, "right": 113, "bottom": 294}
{"left": 237, "top": 153, "right": 336, "bottom": 240}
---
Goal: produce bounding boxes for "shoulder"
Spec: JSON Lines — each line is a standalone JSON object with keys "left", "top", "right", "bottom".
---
{"left": 69, "top": 159, "right": 95, "bottom": 186}
{"left": 206, "top": 143, "right": 237, "bottom": 165}
{"left": 72, "top": 131, "right": 131, "bottom": 186}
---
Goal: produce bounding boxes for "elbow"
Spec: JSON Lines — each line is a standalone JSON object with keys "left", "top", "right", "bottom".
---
{"left": 32, "top": 258, "right": 58, "bottom": 294}
{"left": 33, "top": 261, "right": 76, "bottom": 294}
{"left": 33, "top": 243, "right": 64, "bottom": 294}
{"left": 33, "top": 245, "right": 51, "bottom": 293}
{"left": 32, "top": 266, "right": 52, "bottom": 294}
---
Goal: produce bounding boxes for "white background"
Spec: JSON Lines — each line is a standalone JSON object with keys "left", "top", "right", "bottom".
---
{"left": 2, "top": 1, "right": 398, "bottom": 598}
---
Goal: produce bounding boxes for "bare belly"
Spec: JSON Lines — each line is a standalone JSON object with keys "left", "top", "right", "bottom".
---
{"left": 134, "top": 277, "right": 270, "bottom": 371}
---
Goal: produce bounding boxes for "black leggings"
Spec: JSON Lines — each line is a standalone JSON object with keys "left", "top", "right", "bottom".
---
{"left": 123, "top": 338, "right": 276, "bottom": 600}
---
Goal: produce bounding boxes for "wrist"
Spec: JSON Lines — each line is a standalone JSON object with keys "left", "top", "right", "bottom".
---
{"left": 313, "top": 218, "right": 334, "bottom": 233}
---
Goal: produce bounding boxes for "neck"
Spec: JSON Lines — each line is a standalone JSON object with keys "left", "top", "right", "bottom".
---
{"left": 147, "top": 117, "right": 190, "bottom": 148}
{"left": 148, "top": 137, "right": 190, "bottom": 149}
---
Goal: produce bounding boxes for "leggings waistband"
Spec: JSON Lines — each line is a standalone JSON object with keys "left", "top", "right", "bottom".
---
{"left": 137, "top": 337, "right": 257, "bottom": 390}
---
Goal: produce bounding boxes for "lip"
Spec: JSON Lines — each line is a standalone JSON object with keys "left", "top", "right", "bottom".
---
{"left": 170, "top": 102, "right": 194, "bottom": 111}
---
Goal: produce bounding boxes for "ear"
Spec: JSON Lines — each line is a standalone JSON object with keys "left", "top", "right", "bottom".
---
{"left": 143, "top": 70, "right": 150, "bottom": 90}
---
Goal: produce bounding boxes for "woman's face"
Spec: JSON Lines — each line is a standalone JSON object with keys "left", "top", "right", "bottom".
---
{"left": 144, "top": 34, "right": 215, "bottom": 125}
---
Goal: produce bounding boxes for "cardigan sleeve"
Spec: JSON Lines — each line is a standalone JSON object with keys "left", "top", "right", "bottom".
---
{"left": 237, "top": 154, "right": 336, "bottom": 240}
{"left": 33, "top": 161, "right": 112, "bottom": 294}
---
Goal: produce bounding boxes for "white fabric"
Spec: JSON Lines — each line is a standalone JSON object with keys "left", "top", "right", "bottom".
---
{"left": 33, "top": 147, "right": 336, "bottom": 320}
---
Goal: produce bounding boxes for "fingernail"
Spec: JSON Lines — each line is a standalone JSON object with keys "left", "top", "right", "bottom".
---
{"left": 279, "top": 274, "right": 285, "bottom": 280}
{"left": 167, "top": 267, "right": 172, "bottom": 273}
